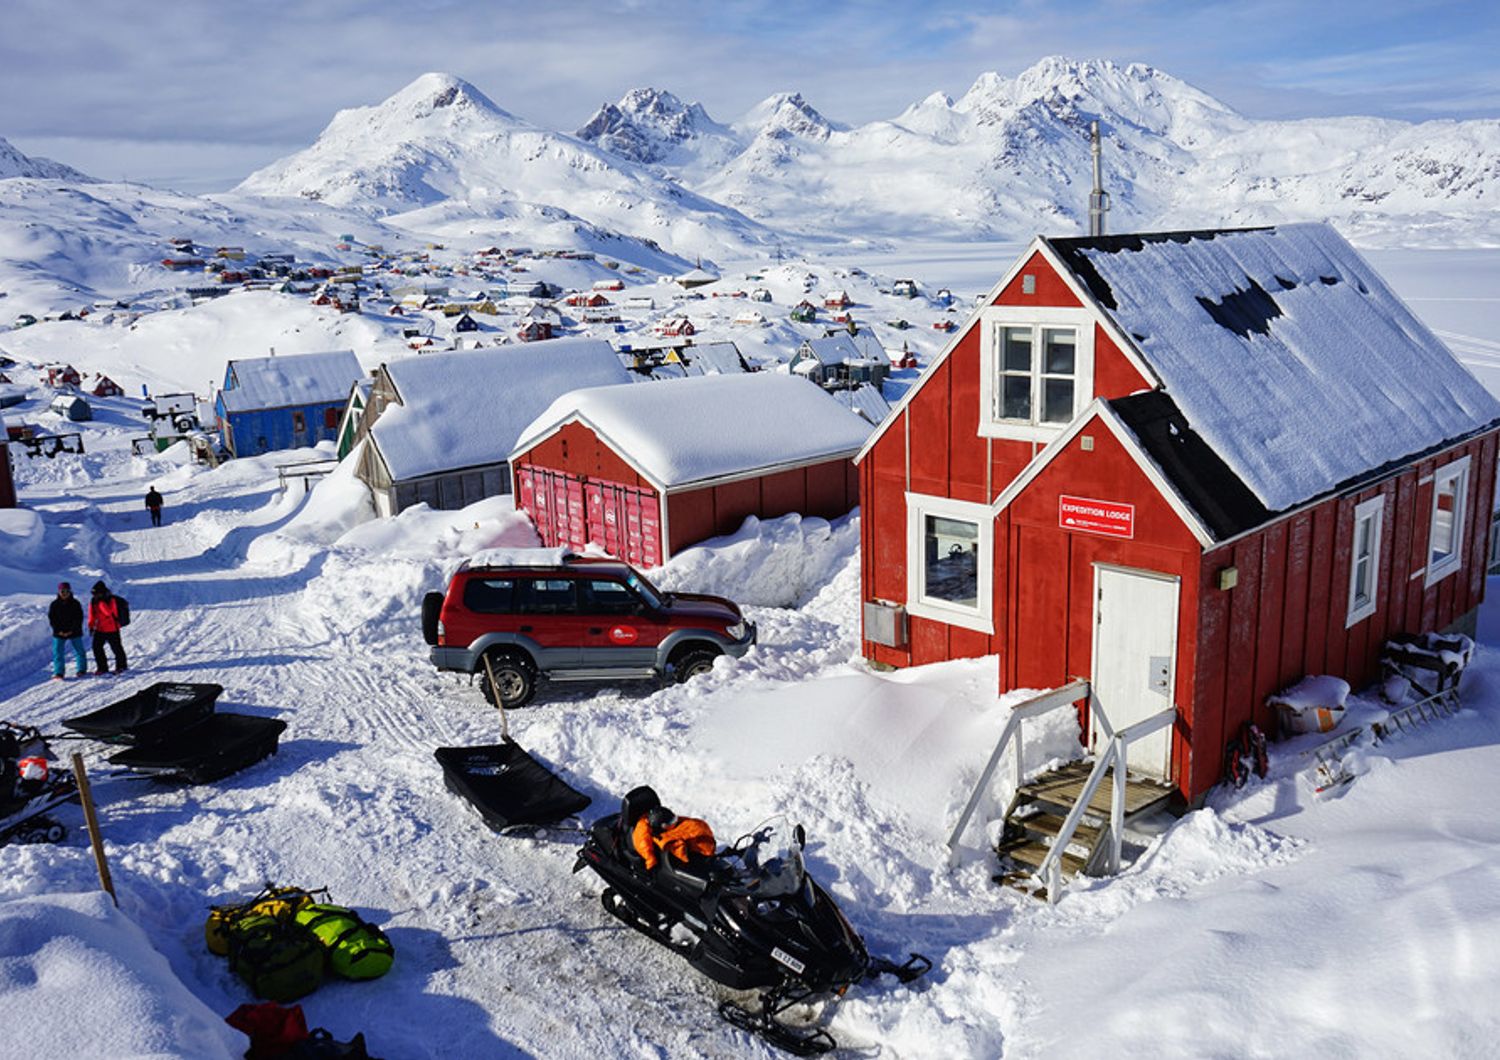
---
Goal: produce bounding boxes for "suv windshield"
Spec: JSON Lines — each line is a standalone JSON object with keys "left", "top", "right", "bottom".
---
{"left": 625, "top": 570, "right": 665, "bottom": 610}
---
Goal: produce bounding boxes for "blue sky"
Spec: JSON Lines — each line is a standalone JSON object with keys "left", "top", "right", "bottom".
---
{"left": 3, "top": 0, "right": 1496, "bottom": 192}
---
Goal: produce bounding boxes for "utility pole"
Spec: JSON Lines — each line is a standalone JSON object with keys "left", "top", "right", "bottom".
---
{"left": 1089, "top": 120, "right": 1110, "bottom": 237}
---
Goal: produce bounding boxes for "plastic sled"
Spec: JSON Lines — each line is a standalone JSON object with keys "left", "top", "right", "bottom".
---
{"left": 64, "top": 682, "right": 224, "bottom": 744}
{"left": 109, "top": 713, "right": 286, "bottom": 783}
{"left": 434, "top": 741, "right": 591, "bottom": 831}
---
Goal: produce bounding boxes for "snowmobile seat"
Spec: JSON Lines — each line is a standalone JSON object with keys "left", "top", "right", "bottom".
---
{"left": 619, "top": 785, "right": 661, "bottom": 870}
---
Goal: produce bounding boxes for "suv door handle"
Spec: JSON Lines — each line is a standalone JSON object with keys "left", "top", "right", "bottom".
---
{"left": 589, "top": 627, "right": 604, "bottom": 635}
{"left": 519, "top": 625, "right": 533, "bottom": 633}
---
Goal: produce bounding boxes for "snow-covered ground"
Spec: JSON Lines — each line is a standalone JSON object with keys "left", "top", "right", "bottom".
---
{"left": 3, "top": 325, "right": 1500, "bottom": 1058}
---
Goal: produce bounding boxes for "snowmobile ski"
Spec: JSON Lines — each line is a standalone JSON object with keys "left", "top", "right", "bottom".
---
{"left": 718, "top": 990, "right": 837, "bottom": 1058}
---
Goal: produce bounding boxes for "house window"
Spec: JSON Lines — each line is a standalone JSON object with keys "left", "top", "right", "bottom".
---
{"left": 324, "top": 407, "right": 340, "bottom": 430}
{"left": 1489, "top": 460, "right": 1500, "bottom": 573}
{"left": 906, "top": 493, "right": 993, "bottom": 633}
{"left": 1346, "top": 495, "right": 1384, "bottom": 627}
{"left": 292, "top": 411, "right": 306, "bottom": 434}
{"left": 979, "top": 306, "right": 1094, "bottom": 442}
{"left": 1426, "top": 455, "right": 1471, "bottom": 587}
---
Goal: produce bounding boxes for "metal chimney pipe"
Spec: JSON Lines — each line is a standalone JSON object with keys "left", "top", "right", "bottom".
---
{"left": 1089, "top": 120, "right": 1110, "bottom": 237}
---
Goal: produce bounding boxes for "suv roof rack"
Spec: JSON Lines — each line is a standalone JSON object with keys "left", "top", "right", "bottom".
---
{"left": 459, "top": 548, "right": 625, "bottom": 572}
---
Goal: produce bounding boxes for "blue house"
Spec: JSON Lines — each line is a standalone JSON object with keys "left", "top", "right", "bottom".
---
{"left": 215, "top": 350, "right": 364, "bottom": 458}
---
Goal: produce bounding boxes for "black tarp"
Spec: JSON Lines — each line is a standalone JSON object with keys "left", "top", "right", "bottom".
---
{"left": 64, "top": 682, "right": 223, "bottom": 744}
{"left": 109, "top": 713, "right": 286, "bottom": 783}
{"left": 435, "top": 741, "right": 591, "bottom": 831}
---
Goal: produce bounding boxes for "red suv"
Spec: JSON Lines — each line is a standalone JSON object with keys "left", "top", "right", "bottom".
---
{"left": 423, "top": 554, "right": 756, "bottom": 706}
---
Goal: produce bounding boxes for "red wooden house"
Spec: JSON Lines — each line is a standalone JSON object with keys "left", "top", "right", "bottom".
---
{"left": 511, "top": 374, "right": 869, "bottom": 568}
{"left": 45, "top": 364, "right": 81, "bottom": 389}
{"left": 856, "top": 224, "right": 1500, "bottom": 804}
{"left": 0, "top": 441, "right": 15, "bottom": 508}
{"left": 518, "top": 320, "right": 554, "bottom": 343}
{"left": 92, "top": 374, "right": 125, "bottom": 398}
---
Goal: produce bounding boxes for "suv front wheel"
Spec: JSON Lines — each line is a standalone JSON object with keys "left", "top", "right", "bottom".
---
{"left": 479, "top": 651, "right": 536, "bottom": 708}
{"left": 669, "top": 646, "right": 720, "bottom": 684}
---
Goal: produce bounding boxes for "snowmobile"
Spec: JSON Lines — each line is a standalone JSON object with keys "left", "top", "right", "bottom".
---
{"left": 0, "top": 722, "right": 77, "bottom": 847}
{"left": 574, "top": 786, "right": 930, "bottom": 1056}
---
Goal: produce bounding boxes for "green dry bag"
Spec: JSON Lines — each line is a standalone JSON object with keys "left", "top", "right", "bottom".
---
{"left": 294, "top": 903, "right": 395, "bottom": 981}
{"left": 227, "top": 912, "right": 325, "bottom": 1002}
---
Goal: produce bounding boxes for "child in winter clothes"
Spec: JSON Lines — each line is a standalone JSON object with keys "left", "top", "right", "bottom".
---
{"left": 88, "top": 580, "right": 127, "bottom": 674}
{"left": 47, "top": 582, "right": 88, "bottom": 680}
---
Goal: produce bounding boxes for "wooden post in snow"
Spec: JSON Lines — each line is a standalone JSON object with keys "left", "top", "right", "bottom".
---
{"left": 70, "top": 753, "right": 116, "bottom": 906}
{"left": 481, "top": 654, "right": 511, "bottom": 741}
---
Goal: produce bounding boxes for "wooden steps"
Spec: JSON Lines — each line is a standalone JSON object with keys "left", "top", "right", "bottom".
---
{"left": 995, "top": 759, "right": 1177, "bottom": 899}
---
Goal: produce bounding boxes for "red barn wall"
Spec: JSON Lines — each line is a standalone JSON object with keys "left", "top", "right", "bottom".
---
{"left": 1189, "top": 430, "right": 1497, "bottom": 801}
{"left": 1003, "top": 420, "right": 1204, "bottom": 797}
{"left": 666, "top": 458, "right": 858, "bottom": 556}
{"left": 0, "top": 443, "right": 15, "bottom": 508}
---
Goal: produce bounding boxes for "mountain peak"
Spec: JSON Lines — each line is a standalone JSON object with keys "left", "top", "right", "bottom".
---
{"left": 740, "top": 92, "right": 836, "bottom": 141}
{"left": 0, "top": 136, "right": 95, "bottom": 182}
{"left": 383, "top": 72, "right": 510, "bottom": 121}
{"left": 576, "top": 88, "right": 734, "bottom": 167}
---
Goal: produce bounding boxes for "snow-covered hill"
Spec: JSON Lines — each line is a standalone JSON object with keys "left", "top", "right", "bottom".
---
{"left": 236, "top": 73, "right": 777, "bottom": 262}
{"left": 0, "top": 137, "right": 94, "bottom": 183}
{"left": 576, "top": 56, "right": 1500, "bottom": 246}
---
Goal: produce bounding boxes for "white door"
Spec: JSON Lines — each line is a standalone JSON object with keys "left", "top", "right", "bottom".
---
{"left": 1090, "top": 565, "right": 1178, "bottom": 780}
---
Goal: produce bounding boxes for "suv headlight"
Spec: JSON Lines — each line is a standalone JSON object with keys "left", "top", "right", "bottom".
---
{"left": 725, "top": 620, "right": 746, "bottom": 640}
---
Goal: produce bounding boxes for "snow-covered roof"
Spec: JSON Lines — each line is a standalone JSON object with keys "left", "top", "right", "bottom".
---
{"left": 835, "top": 383, "right": 894, "bottom": 427}
{"left": 220, "top": 350, "right": 363, "bottom": 413}
{"left": 513, "top": 373, "right": 872, "bottom": 489}
{"left": 677, "top": 267, "right": 718, "bottom": 285}
{"left": 681, "top": 342, "right": 747, "bottom": 376}
{"left": 799, "top": 334, "right": 861, "bottom": 367}
{"left": 1046, "top": 225, "right": 1500, "bottom": 511}
{"left": 371, "top": 338, "right": 632, "bottom": 482}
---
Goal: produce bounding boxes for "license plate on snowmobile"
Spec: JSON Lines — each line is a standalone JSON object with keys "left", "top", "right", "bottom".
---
{"left": 771, "top": 947, "right": 806, "bottom": 975}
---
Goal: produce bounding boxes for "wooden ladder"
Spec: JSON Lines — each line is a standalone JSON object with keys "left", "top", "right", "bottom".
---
{"left": 996, "top": 760, "right": 1175, "bottom": 901}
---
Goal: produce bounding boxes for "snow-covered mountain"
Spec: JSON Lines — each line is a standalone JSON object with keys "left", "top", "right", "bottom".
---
{"left": 0, "top": 137, "right": 95, "bottom": 183}
{"left": 580, "top": 56, "right": 1500, "bottom": 245}
{"left": 236, "top": 73, "right": 776, "bottom": 261}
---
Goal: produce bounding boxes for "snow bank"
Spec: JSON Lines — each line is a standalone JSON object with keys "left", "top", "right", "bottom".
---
{"left": 693, "top": 657, "right": 1084, "bottom": 847}
{"left": 0, "top": 508, "right": 45, "bottom": 567}
{"left": 653, "top": 512, "right": 858, "bottom": 608}
{"left": 0, "top": 891, "right": 238, "bottom": 1059}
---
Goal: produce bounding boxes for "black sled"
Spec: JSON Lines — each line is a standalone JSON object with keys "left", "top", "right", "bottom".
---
{"left": 573, "top": 786, "right": 929, "bottom": 1056}
{"left": 1, "top": 722, "right": 78, "bottom": 847}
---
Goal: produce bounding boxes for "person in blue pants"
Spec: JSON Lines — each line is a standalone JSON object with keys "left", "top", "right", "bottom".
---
{"left": 48, "top": 582, "right": 88, "bottom": 680}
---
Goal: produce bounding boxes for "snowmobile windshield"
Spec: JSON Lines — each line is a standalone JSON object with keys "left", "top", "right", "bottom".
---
{"left": 732, "top": 819, "right": 805, "bottom": 898}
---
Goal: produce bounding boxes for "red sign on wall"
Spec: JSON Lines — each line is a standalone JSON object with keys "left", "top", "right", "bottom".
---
{"left": 1059, "top": 495, "right": 1135, "bottom": 539}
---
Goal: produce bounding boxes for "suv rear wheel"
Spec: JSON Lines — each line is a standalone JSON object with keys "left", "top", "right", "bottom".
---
{"left": 478, "top": 651, "right": 536, "bottom": 708}
{"left": 670, "top": 646, "right": 720, "bottom": 684}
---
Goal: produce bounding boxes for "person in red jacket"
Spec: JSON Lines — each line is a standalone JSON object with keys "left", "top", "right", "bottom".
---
{"left": 632, "top": 805, "right": 716, "bottom": 872}
{"left": 88, "top": 580, "right": 127, "bottom": 674}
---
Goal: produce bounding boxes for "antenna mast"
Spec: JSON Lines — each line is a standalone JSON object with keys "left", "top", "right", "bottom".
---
{"left": 1089, "top": 120, "right": 1110, "bottom": 237}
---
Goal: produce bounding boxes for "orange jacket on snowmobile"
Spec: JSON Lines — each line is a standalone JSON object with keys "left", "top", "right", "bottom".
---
{"left": 633, "top": 815, "right": 716, "bottom": 871}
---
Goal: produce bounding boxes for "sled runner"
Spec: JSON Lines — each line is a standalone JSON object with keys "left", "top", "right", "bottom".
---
{"left": 109, "top": 714, "right": 287, "bottom": 783}
{"left": 434, "top": 741, "right": 591, "bottom": 832}
{"left": 64, "top": 682, "right": 224, "bottom": 744}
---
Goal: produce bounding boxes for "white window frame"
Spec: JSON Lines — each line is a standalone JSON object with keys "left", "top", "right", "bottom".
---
{"left": 1425, "top": 454, "right": 1471, "bottom": 588}
{"left": 978, "top": 305, "right": 1095, "bottom": 442}
{"left": 905, "top": 493, "right": 994, "bottom": 634}
{"left": 1345, "top": 495, "right": 1384, "bottom": 628}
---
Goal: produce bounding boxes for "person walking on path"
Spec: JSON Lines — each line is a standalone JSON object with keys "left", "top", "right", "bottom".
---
{"left": 88, "top": 580, "right": 127, "bottom": 674}
{"left": 47, "top": 582, "right": 88, "bottom": 681}
{"left": 145, "top": 486, "right": 164, "bottom": 527}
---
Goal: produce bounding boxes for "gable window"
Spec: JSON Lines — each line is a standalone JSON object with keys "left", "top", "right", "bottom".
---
{"left": 1346, "top": 495, "right": 1384, "bottom": 627}
{"left": 1426, "top": 455, "right": 1471, "bottom": 587}
{"left": 906, "top": 493, "right": 993, "bottom": 633}
{"left": 979, "top": 306, "right": 1094, "bottom": 442}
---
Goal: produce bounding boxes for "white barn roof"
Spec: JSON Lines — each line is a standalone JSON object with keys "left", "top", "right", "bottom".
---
{"left": 220, "top": 350, "right": 363, "bottom": 412}
{"left": 371, "top": 338, "right": 632, "bottom": 482}
{"left": 514, "top": 373, "right": 872, "bottom": 489}
{"left": 1046, "top": 224, "right": 1500, "bottom": 511}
